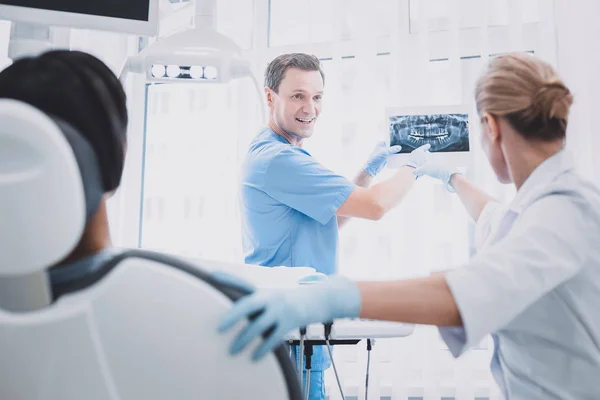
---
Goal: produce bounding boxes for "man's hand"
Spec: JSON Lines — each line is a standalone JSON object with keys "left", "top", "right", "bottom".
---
{"left": 364, "top": 141, "right": 402, "bottom": 177}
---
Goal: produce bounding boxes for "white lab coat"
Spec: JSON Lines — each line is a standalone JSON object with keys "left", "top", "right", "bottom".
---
{"left": 439, "top": 151, "right": 600, "bottom": 400}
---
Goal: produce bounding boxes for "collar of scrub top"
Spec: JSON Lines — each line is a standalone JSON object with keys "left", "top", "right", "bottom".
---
{"left": 506, "top": 149, "right": 575, "bottom": 215}
{"left": 267, "top": 128, "right": 294, "bottom": 145}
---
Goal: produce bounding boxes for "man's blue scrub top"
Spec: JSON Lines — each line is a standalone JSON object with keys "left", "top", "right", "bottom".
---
{"left": 241, "top": 128, "right": 354, "bottom": 276}
{"left": 240, "top": 128, "right": 355, "bottom": 370}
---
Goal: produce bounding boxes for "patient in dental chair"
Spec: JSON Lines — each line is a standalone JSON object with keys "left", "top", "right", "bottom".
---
{"left": 0, "top": 50, "right": 128, "bottom": 285}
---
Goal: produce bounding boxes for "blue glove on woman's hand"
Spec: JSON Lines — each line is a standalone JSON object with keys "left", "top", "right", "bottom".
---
{"left": 403, "top": 144, "right": 431, "bottom": 169}
{"left": 413, "top": 161, "right": 460, "bottom": 192}
{"left": 364, "top": 141, "right": 402, "bottom": 176}
{"left": 215, "top": 274, "right": 361, "bottom": 361}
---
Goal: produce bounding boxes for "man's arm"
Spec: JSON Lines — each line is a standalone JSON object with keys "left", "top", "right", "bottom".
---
{"left": 336, "top": 166, "right": 416, "bottom": 221}
{"left": 450, "top": 174, "right": 496, "bottom": 222}
{"left": 259, "top": 143, "right": 427, "bottom": 225}
{"left": 335, "top": 143, "right": 429, "bottom": 223}
{"left": 337, "top": 170, "right": 373, "bottom": 228}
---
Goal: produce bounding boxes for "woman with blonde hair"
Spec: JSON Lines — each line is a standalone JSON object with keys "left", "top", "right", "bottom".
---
{"left": 218, "top": 53, "right": 600, "bottom": 399}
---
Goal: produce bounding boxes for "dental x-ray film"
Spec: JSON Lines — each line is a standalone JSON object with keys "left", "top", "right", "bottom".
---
{"left": 388, "top": 110, "right": 470, "bottom": 153}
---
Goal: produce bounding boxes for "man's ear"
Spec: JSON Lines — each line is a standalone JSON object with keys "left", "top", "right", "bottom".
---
{"left": 264, "top": 87, "right": 274, "bottom": 108}
{"left": 482, "top": 112, "right": 500, "bottom": 143}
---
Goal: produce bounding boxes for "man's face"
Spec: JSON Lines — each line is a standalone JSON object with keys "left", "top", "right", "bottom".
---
{"left": 267, "top": 67, "right": 324, "bottom": 141}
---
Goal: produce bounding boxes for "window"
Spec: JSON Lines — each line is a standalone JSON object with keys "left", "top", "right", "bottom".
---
{"left": 268, "top": 0, "right": 403, "bottom": 47}
{"left": 139, "top": 79, "right": 262, "bottom": 261}
{"left": 268, "top": 0, "right": 336, "bottom": 46}
{"left": 409, "top": 0, "right": 541, "bottom": 33}
{"left": 217, "top": 0, "right": 255, "bottom": 50}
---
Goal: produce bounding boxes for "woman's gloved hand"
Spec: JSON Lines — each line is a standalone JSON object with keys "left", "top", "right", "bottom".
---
{"left": 413, "top": 161, "right": 460, "bottom": 192}
{"left": 363, "top": 141, "right": 402, "bottom": 176}
{"left": 403, "top": 143, "right": 431, "bottom": 169}
{"left": 214, "top": 273, "right": 361, "bottom": 361}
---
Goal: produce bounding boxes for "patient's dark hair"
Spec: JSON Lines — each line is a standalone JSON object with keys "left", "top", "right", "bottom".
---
{"left": 0, "top": 50, "right": 128, "bottom": 193}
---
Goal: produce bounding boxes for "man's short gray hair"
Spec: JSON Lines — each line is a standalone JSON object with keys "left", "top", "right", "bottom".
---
{"left": 264, "top": 53, "right": 325, "bottom": 93}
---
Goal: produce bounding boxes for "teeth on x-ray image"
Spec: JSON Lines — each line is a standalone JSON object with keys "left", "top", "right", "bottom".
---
{"left": 389, "top": 113, "right": 470, "bottom": 153}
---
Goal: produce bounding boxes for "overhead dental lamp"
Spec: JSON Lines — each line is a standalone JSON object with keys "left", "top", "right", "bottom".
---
{"left": 123, "top": 0, "right": 266, "bottom": 258}
{"left": 121, "top": 0, "right": 254, "bottom": 86}
{"left": 126, "top": 27, "right": 252, "bottom": 84}
{"left": 120, "top": 0, "right": 265, "bottom": 121}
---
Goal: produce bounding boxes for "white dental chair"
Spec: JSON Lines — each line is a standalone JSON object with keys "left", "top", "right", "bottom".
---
{"left": 0, "top": 99, "right": 302, "bottom": 400}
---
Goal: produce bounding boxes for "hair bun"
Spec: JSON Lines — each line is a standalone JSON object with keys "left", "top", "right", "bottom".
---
{"left": 532, "top": 81, "right": 573, "bottom": 122}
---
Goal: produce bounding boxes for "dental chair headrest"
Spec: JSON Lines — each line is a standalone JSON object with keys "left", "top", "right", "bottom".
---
{"left": 0, "top": 99, "right": 104, "bottom": 276}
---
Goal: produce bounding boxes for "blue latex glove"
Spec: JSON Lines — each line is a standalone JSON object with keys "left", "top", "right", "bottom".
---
{"left": 413, "top": 161, "right": 460, "bottom": 193}
{"left": 402, "top": 144, "right": 431, "bottom": 169}
{"left": 364, "top": 141, "right": 402, "bottom": 176}
{"left": 216, "top": 274, "right": 361, "bottom": 361}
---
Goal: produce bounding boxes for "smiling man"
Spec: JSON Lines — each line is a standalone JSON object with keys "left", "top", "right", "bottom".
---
{"left": 239, "top": 53, "right": 430, "bottom": 399}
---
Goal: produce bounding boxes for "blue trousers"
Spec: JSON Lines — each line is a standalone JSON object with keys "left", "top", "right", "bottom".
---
{"left": 291, "top": 346, "right": 327, "bottom": 400}
{"left": 301, "top": 370, "right": 326, "bottom": 400}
